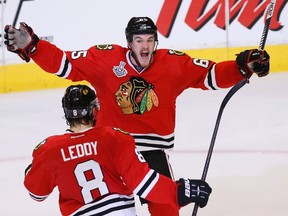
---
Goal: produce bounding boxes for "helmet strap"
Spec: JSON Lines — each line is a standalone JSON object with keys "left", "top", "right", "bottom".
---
{"left": 153, "top": 41, "right": 159, "bottom": 54}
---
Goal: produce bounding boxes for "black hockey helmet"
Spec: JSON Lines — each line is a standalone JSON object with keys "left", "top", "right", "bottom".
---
{"left": 125, "top": 17, "right": 158, "bottom": 42}
{"left": 62, "top": 84, "right": 97, "bottom": 119}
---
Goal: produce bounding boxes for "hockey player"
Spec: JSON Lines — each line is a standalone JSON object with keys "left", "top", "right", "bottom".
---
{"left": 24, "top": 84, "right": 212, "bottom": 216}
{"left": 5, "top": 17, "right": 269, "bottom": 216}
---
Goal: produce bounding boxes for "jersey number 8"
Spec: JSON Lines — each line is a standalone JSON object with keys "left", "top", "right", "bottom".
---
{"left": 74, "top": 159, "right": 109, "bottom": 204}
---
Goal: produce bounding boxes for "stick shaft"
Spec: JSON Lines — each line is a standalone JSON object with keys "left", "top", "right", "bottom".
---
{"left": 259, "top": 0, "right": 276, "bottom": 50}
{"left": 192, "top": 79, "right": 247, "bottom": 216}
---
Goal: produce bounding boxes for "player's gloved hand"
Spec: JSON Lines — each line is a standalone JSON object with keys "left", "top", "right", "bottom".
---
{"left": 176, "top": 178, "right": 212, "bottom": 208}
{"left": 4, "top": 22, "right": 39, "bottom": 62}
{"left": 236, "top": 49, "right": 270, "bottom": 78}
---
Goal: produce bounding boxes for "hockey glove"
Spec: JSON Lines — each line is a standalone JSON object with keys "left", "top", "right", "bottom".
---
{"left": 4, "top": 22, "right": 39, "bottom": 62}
{"left": 236, "top": 49, "right": 270, "bottom": 78}
{"left": 176, "top": 178, "right": 212, "bottom": 208}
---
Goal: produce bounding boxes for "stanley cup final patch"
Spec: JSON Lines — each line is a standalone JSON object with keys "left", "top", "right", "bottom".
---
{"left": 113, "top": 61, "right": 128, "bottom": 77}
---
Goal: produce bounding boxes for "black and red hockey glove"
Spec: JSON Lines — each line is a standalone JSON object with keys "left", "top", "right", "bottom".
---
{"left": 176, "top": 178, "right": 212, "bottom": 208}
{"left": 236, "top": 49, "right": 270, "bottom": 78}
{"left": 4, "top": 22, "right": 39, "bottom": 62}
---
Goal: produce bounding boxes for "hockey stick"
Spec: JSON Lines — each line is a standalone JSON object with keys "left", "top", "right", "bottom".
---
{"left": 192, "top": 1, "right": 276, "bottom": 215}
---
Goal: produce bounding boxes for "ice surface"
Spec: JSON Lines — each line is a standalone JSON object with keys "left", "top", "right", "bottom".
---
{"left": 1, "top": 72, "right": 287, "bottom": 215}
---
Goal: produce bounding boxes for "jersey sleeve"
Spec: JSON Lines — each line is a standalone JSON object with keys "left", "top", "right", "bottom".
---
{"left": 213, "top": 60, "right": 244, "bottom": 87}
{"left": 24, "top": 138, "right": 56, "bottom": 201}
{"left": 32, "top": 40, "right": 90, "bottom": 82}
{"left": 112, "top": 130, "right": 179, "bottom": 210}
{"left": 184, "top": 56, "right": 243, "bottom": 90}
{"left": 32, "top": 40, "right": 65, "bottom": 74}
{"left": 162, "top": 50, "right": 244, "bottom": 94}
{"left": 31, "top": 40, "right": 123, "bottom": 85}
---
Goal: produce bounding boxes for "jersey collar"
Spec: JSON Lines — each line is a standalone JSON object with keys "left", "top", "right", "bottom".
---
{"left": 126, "top": 50, "right": 146, "bottom": 74}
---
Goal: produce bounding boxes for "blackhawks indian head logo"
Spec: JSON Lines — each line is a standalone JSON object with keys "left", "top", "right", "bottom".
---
{"left": 115, "top": 77, "right": 159, "bottom": 115}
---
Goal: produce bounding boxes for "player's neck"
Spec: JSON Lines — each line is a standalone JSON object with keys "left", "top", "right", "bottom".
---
{"left": 70, "top": 124, "right": 93, "bottom": 133}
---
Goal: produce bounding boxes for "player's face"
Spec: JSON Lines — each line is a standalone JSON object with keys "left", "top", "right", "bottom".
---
{"left": 129, "top": 34, "right": 156, "bottom": 68}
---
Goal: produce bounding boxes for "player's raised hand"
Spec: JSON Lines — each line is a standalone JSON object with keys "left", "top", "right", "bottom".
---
{"left": 4, "top": 22, "right": 39, "bottom": 62}
{"left": 236, "top": 49, "right": 270, "bottom": 78}
{"left": 176, "top": 178, "right": 212, "bottom": 208}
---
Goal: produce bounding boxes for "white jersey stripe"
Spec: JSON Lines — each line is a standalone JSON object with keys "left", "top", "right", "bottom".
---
{"left": 28, "top": 192, "right": 49, "bottom": 201}
{"left": 55, "top": 52, "right": 72, "bottom": 78}
{"left": 70, "top": 194, "right": 135, "bottom": 216}
{"left": 134, "top": 169, "right": 159, "bottom": 199}
{"left": 204, "top": 64, "right": 223, "bottom": 90}
{"left": 140, "top": 172, "right": 159, "bottom": 198}
{"left": 130, "top": 132, "right": 174, "bottom": 139}
{"left": 130, "top": 132, "right": 175, "bottom": 151}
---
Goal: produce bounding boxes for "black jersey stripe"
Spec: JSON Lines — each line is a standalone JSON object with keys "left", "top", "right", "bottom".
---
{"left": 24, "top": 163, "right": 32, "bottom": 176}
{"left": 131, "top": 133, "right": 174, "bottom": 150}
{"left": 71, "top": 195, "right": 135, "bottom": 216}
{"left": 207, "top": 69, "right": 217, "bottom": 90}
{"left": 91, "top": 203, "right": 135, "bottom": 216}
{"left": 135, "top": 142, "right": 174, "bottom": 149}
{"left": 29, "top": 193, "right": 47, "bottom": 201}
{"left": 132, "top": 134, "right": 174, "bottom": 142}
{"left": 57, "top": 58, "right": 70, "bottom": 78}
{"left": 136, "top": 170, "right": 158, "bottom": 197}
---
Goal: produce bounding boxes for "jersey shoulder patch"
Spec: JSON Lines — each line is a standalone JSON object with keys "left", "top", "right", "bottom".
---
{"left": 95, "top": 44, "right": 114, "bottom": 50}
{"left": 34, "top": 139, "right": 47, "bottom": 151}
{"left": 112, "top": 127, "right": 129, "bottom": 135}
{"left": 167, "top": 49, "right": 185, "bottom": 56}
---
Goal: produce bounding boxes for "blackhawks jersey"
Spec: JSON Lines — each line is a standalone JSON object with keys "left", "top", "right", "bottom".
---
{"left": 24, "top": 127, "right": 179, "bottom": 216}
{"left": 32, "top": 41, "right": 243, "bottom": 151}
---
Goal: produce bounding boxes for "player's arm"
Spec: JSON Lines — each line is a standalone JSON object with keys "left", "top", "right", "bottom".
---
{"left": 24, "top": 139, "right": 55, "bottom": 202}
{"left": 188, "top": 55, "right": 269, "bottom": 91}
{"left": 113, "top": 130, "right": 212, "bottom": 209}
{"left": 177, "top": 49, "right": 269, "bottom": 91}
{"left": 134, "top": 169, "right": 212, "bottom": 209}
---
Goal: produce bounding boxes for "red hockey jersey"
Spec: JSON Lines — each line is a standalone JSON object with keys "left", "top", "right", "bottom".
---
{"left": 24, "top": 127, "right": 179, "bottom": 216}
{"left": 32, "top": 41, "right": 243, "bottom": 151}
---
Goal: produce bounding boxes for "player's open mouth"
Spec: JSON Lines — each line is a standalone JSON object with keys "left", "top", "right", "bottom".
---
{"left": 140, "top": 52, "right": 149, "bottom": 58}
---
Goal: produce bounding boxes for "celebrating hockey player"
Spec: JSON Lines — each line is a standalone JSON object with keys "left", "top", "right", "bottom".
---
{"left": 5, "top": 17, "right": 269, "bottom": 216}
{"left": 24, "top": 84, "right": 212, "bottom": 216}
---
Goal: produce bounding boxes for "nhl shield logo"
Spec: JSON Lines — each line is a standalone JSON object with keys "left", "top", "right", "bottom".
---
{"left": 113, "top": 61, "right": 128, "bottom": 77}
